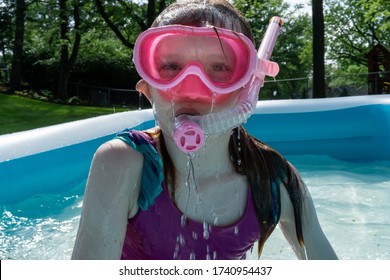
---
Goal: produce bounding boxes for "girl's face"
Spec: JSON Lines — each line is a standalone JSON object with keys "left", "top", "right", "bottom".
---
{"left": 135, "top": 25, "right": 257, "bottom": 144}
{"left": 139, "top": 32, "right": 248, "bottom": 139}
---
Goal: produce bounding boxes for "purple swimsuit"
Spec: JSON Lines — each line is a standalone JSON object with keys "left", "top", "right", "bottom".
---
{"left": 117, "top": 130, "right": 261, "bottom": 260}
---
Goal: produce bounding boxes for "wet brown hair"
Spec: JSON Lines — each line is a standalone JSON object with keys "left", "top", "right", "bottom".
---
{"left": 147, "top": 0, "right": 304, "bottom": 257}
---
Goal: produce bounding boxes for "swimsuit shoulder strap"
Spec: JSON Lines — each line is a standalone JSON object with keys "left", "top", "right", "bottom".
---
{"left": 115, "top": 129, "right": 164, "bottom": 211}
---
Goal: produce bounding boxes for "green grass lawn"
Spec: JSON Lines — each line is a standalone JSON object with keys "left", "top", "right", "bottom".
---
{"left": 0, "top": 93, "right": 132, "bottom": 135}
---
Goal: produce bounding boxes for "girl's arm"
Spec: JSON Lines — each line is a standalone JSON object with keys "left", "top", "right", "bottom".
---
{"left": 278, "top": 166, "right": 338, "bottom": 260}
{"left": 71, "top": 139, "right": 142, "bottom": 259}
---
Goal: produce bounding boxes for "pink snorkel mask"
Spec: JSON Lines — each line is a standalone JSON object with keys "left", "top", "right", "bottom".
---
{"left": 134, "top": 17, "right": 282, "bottom": 153}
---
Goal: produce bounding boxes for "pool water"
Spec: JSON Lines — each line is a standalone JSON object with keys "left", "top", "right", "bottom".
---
{"left": 1, "top": 155, "right": 389, "bottom": 260}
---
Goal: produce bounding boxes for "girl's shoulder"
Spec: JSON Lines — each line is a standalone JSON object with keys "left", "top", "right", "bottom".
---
{"left": 91, "top": 129, "right": 153, "bottom": 178}
{"left": 93, "top": 137, "right": 144, "bottom": 179}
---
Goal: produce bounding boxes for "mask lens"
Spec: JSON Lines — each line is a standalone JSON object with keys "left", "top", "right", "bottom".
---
{"left": 154, "top": 35, "right": 237, "bottom": 83}
{"left": 135, "top": 26, "right": 255, "bottom": 93}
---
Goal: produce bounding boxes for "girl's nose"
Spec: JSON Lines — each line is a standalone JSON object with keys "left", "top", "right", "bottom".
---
{"left": 172, "top": 74, "right": 214, "bottom": 102}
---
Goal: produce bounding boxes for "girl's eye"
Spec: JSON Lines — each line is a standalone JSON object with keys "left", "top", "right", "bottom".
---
{"left": 211, "top": 63, "right": 231, "bottom": 72}
{"left": 207, "top": 63, "right": 233, "bottom": 82}
{"left": 158, "top": 62, "right": 182, "bottom": 80}
{"left": 161, "top": 63, "right": 182, "bottom": 71}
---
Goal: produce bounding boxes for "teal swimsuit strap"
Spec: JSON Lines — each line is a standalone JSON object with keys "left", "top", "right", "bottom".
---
{"left": 116, "top": 129, "right": 164, "bottom": 211}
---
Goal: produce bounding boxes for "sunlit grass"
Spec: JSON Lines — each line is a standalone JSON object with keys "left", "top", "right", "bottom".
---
{"left": 0, "top": 93, "right": 131, "bottom": 135}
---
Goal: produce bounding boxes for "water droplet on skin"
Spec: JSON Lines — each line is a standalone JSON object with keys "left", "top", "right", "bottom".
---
{"left": 213, "top": 251, "right": 217, "bottom": 260}
{"left": 210, "top": 93, "right": 216, "bottom": 114}
{"left": 203, "top": 222, "right": 210, "bottom": 240}
{"left": 237, "top": 159, "right": 242, "bottom": 165}
{"left": 179, "top": 234, "right": 185, "bottom": 246}
{"left": 196, "top": 194, "right": 202, "bottom": 205}
{"left": 234, "top": 188, "right": 240, "bottom": 204}
{"left": 213, "top": 217, "right": 219, "bottom": 226}
{"left": 215, "top": 171, "right": 221, "bottom": 181}
{"left": 192, "top": 231, "right": 198, "bottom": 240}
{"left": 173, "top": 250, "right": 178, "bottom": 259}
{"left": 173, "top": 237, "right": 180, "bottom": 259}
{"left": 181, "top": 215, "right": 186, "bottom": 228}
{"left": 203, "top": 229, "right": 209, "bottom": 240}
{"left": 171, "top": 100, "right": 176, "bottom": 121}
{"left": 234, "top": 226, "right": 239, "bottom": 236}
{"left": 190, "top": 252, "right": 196, "bottom": 260}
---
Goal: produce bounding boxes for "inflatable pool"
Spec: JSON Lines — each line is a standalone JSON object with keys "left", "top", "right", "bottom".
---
{"left": 0, "top": 95, "right": 389, "bottom": 205}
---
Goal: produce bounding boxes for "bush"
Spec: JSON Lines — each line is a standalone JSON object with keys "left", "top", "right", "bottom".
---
{"left": 66, "top": 96, "right": 82, "bottom": 105}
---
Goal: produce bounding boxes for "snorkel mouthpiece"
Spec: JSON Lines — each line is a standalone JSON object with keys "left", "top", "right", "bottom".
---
{"left": 174, "top": 115, "right": 205, "bottom": 153}
{"left": 172, "top": 17, "right": 282, "bottom": 154}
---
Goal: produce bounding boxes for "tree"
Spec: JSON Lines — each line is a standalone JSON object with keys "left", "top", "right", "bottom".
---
{"left": 234, "top": 0, "right": 313, "bottom": 99}
{"left": 325, "top": 0, "right": 389, "bottom": 69}
{"left": 94, "top": 0, "right": 170, "bottom": 49}
{"left": 312, "top": 0, "right": 325, "bottom": 98}
{"left": 0, "top": 1, "right": 14, "bottom": 82}
{"left": 15, "top": 0, "right": 134, "bottom": 92}
{"left": 57, "top": 0, "right": 82, "bottom": 100}
{"left": 10, "top": 0, "right": 26, "bottom": 89}
{"left": 359, "top": 0, "right": 390, "bottom": 42}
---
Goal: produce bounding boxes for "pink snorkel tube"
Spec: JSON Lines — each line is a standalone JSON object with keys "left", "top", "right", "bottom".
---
{"left": 174, "top": 17, "right": 282, "bottom": 153}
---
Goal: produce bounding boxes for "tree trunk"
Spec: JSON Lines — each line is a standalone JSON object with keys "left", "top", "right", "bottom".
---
{"left": 57, "top": 0, "right": 81, "bottom": 100}
{"left": 10, "top": 0, "right": 26, "bottom": 90}
{"left": 312, "top": 0, "right": 326, "bottom": 98}
{"left": 57, "top": 0, "right": 69, "bottom": 100}
{"left": 1, "top": 39, "right": 9, "bottom": 81}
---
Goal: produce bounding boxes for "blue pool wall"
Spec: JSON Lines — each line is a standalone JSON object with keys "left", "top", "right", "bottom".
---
{"left": 0, "top": 95, "right": 389, "bottom": 204}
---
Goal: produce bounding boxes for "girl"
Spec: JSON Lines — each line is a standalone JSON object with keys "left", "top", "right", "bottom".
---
{"left": 72, "top": 0, "right": 338, "bottom": 260}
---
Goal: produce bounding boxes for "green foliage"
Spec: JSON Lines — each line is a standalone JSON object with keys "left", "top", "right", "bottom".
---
{"left": 324, "top": 0, "right": 390, "bottom": 69}
{"left": 66, "top": 95, "right": 83, "bottom": 105}
{"left": 0, "top": 0, "right": 14, "bottom": 46}
{"left": 14, "top": 88, "right": 55, "bottom": 102}
{"left": 73, "top": 30, "right": 135, "bottom": 88}
{"left": 328, "top": 64, "right": 367, "bottom": 87}
{"left": 359, "top": 0, "right": 390, "bottom": 32}
{"left": 234, "top": 0, "right": 288, "bottom": 43}
{"left": 234, "top": 0, "right": 312, "bottom": 99}
{"left": 18, "top": 0, "right": 137, "bottom": 90}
